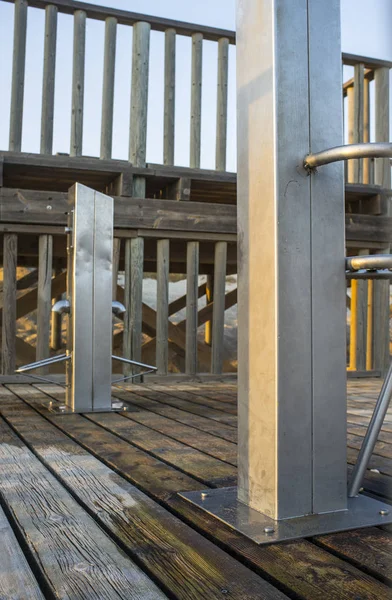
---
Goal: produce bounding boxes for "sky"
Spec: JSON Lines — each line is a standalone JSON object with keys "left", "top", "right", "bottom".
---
{"left": 0, "top": 0, "right": 391, "bottom": 172}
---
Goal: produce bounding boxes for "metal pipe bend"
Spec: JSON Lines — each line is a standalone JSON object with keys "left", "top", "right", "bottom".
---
{"left": 304, "top": 142, "right": 392, "bottom": 170}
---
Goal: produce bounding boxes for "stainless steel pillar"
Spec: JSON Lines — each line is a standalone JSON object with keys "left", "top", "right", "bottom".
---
{"left": 179, "top": 0, "right": 392, "bottom": 543}
{"left": 65, "top": 183, "right": 114, "bottom": 411}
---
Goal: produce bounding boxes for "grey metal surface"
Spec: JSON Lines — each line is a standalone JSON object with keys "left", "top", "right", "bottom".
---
{"left": 348, "top": 359, "right": 392, "bottom": 497}
{"left": 308, "top": 0, "right": 347, "bottom": 514}
{"left": 45, "top": 399, "right": 129, "bottom": 415}
{"left": 92, "top": 191, "right": 113, "bottom": 410}
{"left": 111, "top": 300, "right": 126, "bottom": 315}
{"left": 237, "top": 0, "right": 312, "bottom": 520}
{"left": 236, "top": 0, "right": 347, "bottom": 520}
{"left": 52, "top": 299, "right": 70, "bottom": 314}
{"left": 304, "top": 142, "right": 392, "bottom": 170}
{"left": 179, "top": 487, "right": 392, "bottom": 545}
{"left": 346, "top": 254, "right": 392, "bottom": 271}
{"left": 16, "top": 354, "right": 69, "bottom": 373}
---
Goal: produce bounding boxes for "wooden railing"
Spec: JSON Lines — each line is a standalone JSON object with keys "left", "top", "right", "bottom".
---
{"left": 0, "top": 0, "right": 391, "bottom": 378}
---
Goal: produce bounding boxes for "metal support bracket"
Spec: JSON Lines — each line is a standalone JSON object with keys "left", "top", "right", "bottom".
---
{"left": 178, "top": 487, "right": 392, "bottom": 545}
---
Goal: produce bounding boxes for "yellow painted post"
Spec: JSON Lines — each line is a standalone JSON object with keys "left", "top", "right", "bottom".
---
{"left": 348, "top": 280, "right": 358, "bottom": 371}
{"left": 366, "top": 279, "right": 373, "bottom": 371}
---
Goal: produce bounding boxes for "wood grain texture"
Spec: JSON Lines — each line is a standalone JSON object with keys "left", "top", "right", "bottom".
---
{"left": 70, "top": 10, "right": 86, "bottom": 156}
{"left": 0, "top": 414, "right": 166, "bottom": 599}
{"left": 9, "top": 0, "right": 27, "bottom": 152}
{"left": 41, "top": 4, "right": 58, "bottom": 155}
{"left": 1, "top": 234, "right": 17, "bottom": 374}
{"left": 163, "top": 29, "right": 175, "bottom": 166}
{"left": 100, "top": 17, "right": 117, "bottom": 159}
{"left": 156, "top": 239, "right": 169, "bottom": 374}
{"left": 185, "top": 241, "right": 199, "bottom": 374}
{"left": 190, "top": 33, "right": 203, "bottom": 168}
{"left": 0, "top": 502, "right": 44, "bottom": 599}
{"left": 36, "top": 234, "right": 53, "bottom": 369}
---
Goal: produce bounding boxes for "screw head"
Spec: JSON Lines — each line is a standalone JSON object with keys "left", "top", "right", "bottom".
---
{"left": 264, "top": 526, "right": 275, "bottom": 534}
{"left": 379, "top": 509, "right": 389, "bottom": 516}
{"left": 46, "top": 205, "right": 53, "bottom": 210}
{"left": 201, "top": 492, "right": 209, "bottom": 500}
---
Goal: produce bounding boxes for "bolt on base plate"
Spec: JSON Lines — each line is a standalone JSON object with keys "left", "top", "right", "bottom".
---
{"left": 43, "top": 400, "right": 129, "bottom": 414}
{"left": 178, "top": 487, "right": 392, "bottom": 545}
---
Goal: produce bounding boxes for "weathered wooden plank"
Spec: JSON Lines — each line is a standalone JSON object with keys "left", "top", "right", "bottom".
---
{"left": 211, "top": 241, "right": 227, "bottom": 373}
{"left": 315, "top": 528, "right": 392, "bottom": 584}
{"left": 1, "top": 234, "right": 17, "bottom": 374}
{"left": 130, "top": 21, "right": 150, "bottom": 197}
{"left": 36, "top": 235, "right": 53, "bottom": 370}
{"left": 353, "top": 63, "right": 365, "bottom": 183}
{"left": 12, "top": 385, "right": 391, "bottom": 600}
{"left": 163, "top": 28, "right": 175, "bottom": 166}
{"left": 375, "top": 67, "right": 391, "bottom": 191}
{"left": 9, "top": 0, "right": 28, "bottom": 152}
{"left": 204, "top": 274, "right": 213, "bottom": 345}
{"left": 100, "top": 16, "right": 117, "bottom": 159}
{"left": 123, "top": 238, "right": 144, "bottom": 376}
{"left": 190, "top": 33, "right": 203, "bottom": 168}
{"left": 112, "top": 237, "right": 121, "bottom": 299}
{"left": 41, "top": 4, "right": 58, "bottom": 155}
{"left": 112, "top": 387, "right": 237, "bottom": 442}
{"left": 355, "top": 278, "right": 367, "bottom": 372}
{"left": 215, "top": 37, "right": 229, "bottom": 171}
{"left": 0, "top": 414, "right": 166, "bottom": 599}
{"left": 70, "top": 10, "right": 86, "bottom": 156}
{"left": 156, "top": 239, "right": 169, "bottom": 374}
{"left": 0, "top": 502, "right": 44, "bottom": 600}
{"left": 185, "top": 241, "right": 199, "bottom": 374}
{"left": 86, "top": 411, "right": 236, "bottom": 487}
{"left": 0, "top": 394, "right": 286, "bottom": 600}
{"left": 148, "top": 383, "right": 237, "bottom": 414}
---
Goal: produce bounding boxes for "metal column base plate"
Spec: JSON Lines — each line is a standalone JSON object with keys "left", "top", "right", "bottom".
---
{"left": 179, "top": 487, "right": 392, "bottom": 545}
{"left": 44, "top": 400, "right": 129, "bottom": 414}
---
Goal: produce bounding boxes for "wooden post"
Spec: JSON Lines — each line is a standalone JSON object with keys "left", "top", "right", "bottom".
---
{"left": 363, "top": 76, "right": 371, "bottom": 184}
{"left": 156, "top": 239, "right": 170, "bottom": 374}
{"left": 355, "top": 279, "right": 368, "bottom": 372}
{"left": 129, "top": 22, "right": 150, "bottom": 197}
{"left": 211, "top": 241, "right": 227, "bottom": 374}
{"left": 164, "top": 28, "right": 176, "bottom": 166}
{"left": 190, "top": 33, "right": 203, "bottom": 168}
{"left": 123, "top": 238, "right": 144, "bottom": 377}
{"left": 36, "top": 235, "right": 53, "bottom": 373}
{"left": 9, "top": 0, "right": 28, "bottom": 152}
{"left": 50, "top": 264, "right": 62, "bottom": 351}
{"left": 353, "top": 63, "right": 364, "bottom": 183}
{"left": 346, "top": 85, "right": 354, "bottom": 183}
{"left": 366, "top": 279, "right": 373, "bottom": 371}
{"left": 100, "top": 17, "right": 117, "bottom": 159}
{"left": 41, "top": 4, "right": 58, "bottom": 155}
{"left": 215, "top": 38, "right": 229, "bottom": 172}
{"left": 70, "top": 10, "right": 86, "bottom": 156}
{"left": 1, "top": 235, "right": 17, "bottom": 374}
{"left": 348, "top": 280, "right": 358, "bottom": 371}
{"left": 373, "top": 67, "right": 391, "bottom": 374}
{"left": 186, "top": 241, "right": 199, "bottom": 375}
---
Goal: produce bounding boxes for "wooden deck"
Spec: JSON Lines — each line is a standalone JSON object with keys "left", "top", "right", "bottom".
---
{"left": 0, "top": 379, "right": 391, "bottom": 599}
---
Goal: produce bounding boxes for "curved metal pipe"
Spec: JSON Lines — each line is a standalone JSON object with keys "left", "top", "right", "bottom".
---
{"left": 111, "top": 300, "right": 126, "bottom": 316}
{"left": 346, "top": 254, "right": 392, "bottom": 272}
{"left": 304, "top": 142, "right": 392, "bottom": 170}
{"left": 52, "top": 299, "right": 70, "bottom": 314}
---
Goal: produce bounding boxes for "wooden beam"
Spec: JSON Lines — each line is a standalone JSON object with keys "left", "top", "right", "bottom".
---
{"left": 9, "top": 0, "right": 27, "bottom": 152}
{"left": 190, "top": 33, "right": 202, "bottom": 169}
{"left": 164, "top": 28, "right": 176, "bottom": 166}
{"left": 186, "top": 241, "right": 199, "bottom": 374}
{"left": 36, "top": 235, "right": 53, "bottom": 371}
{"left": 211, "top": 241, "right": 227, "bottom": 374}
{"left": 100, "top": 16, "right": 117, "bottom": 159}
{"left": 216, "top": 37, "right": 229, "bottom": 172}
{"left": 123, "top": 238, "right": 144, "bottom": 376}
{"left": 156, "top": 239, "right": 169, "bottom": 374}
{"left": 70, "top": 10, "right": 86, "bottom": 156}
{"left": 1, "top": 234, "right": 17, "bottom": 374}
{"left": 41, "top": 4, "right": 58, "bottom": 154}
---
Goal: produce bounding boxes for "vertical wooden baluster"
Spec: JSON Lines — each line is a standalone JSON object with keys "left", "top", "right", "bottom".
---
{"left": 37, "top": 235, "right": 53, "bottom": 373}
{"left": 355, "top": 278, "right": 368, "bottom": 372}
{"left": 100, "top": 16, "right": 117, "bottom": 159}
{"left": 373, "top": 67, "right": 391, "bottom": 374}
{"left": 346, "top": 84, "right": 354, "bottom": 183}
{"left": 211, "top": 241, "right": 227, "bottom": 374}
{"left": 186, "top": 241, "right": 199, "bottom": 375}
{"left": 215, "top": 37, "right": 229, "bottom": 171}
{"left": 123, "top": 237, "right": 144, "bottom": 377}
{"left": 204, "top": 275, "right": 213, "bottom": 346}
{"left": 164, "top": 28, "right": 176, "bottom": 166}
{"left": 156, "top": 239, "right": 170, "bottom": 375}
{"left": 353, "top": 63, "right": 364, "bottom": 183}
{"left": 190, "top": 33, "right": 203, "bottom": 168}
{"left": 70, "top": 10, "right": 86, "bottom": 156}
{"left": 41, "top": 4, "right": 58, "bottom": 155}
{"left": 129, "top": 21, "right": 151, "bottom": 197}
{"left": 348, "top": 279, "right": 358, "bottom": 371}
{"left": 366, "top": 279, "right": 373, "bottom": 371}
{"left": 9, "top": 0, "right": 28, "bottom": 151}
{"left": 363, "top": 74, "right": 370, "bottom": 184}
{"left": 1, "top": 235, "right": 17, "bottom": 374}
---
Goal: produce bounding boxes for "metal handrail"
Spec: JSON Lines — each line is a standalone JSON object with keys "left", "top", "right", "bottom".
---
{"left": 304, "top": 142, "right": 392, "bottom": 170}
{"left": 346, "top": 254, "right": 392, "bottom": 272}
